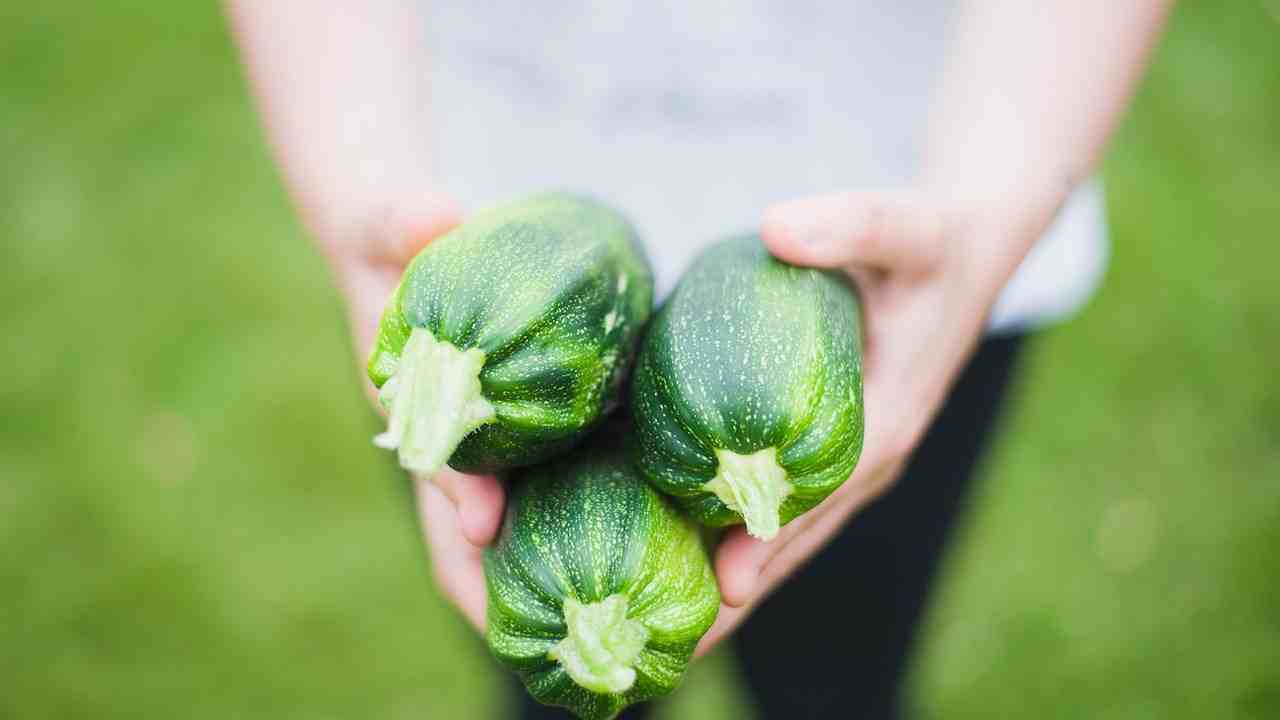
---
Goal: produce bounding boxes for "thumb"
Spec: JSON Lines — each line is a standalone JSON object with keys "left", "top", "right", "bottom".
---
{"left": 425, "top": 467, "right": 506, "bottom": 547}
{"left": 713, "top": 526, "right": 771, "bottom": 608}
{"left": 761, "top": 190, "right": 944, "bottom": 273}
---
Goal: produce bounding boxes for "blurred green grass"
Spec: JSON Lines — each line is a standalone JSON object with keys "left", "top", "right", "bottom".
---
{"left": 1, "top": 2, "right": 1276, "bottom": 718}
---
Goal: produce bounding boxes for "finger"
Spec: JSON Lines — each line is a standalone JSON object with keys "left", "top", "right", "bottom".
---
{"left": 714, "top": 500, "right": 825, "bottom": 607}
{"left": 366, "top": 191, "right": 464, "bottom": 266}
{"left": 761, "top": 190, "right": 945, "bottom": 272}
{"left": 753, "top": 464, "right": 902, "bottom": 593}
{"left": 711, "top": 529, "right": 761, "bottom": 608}
{"left": 424, "top": 468, "right": 506, "bottom": 547}
{"left": 694, "top": 602, "right": 747, "bottom": 659}
{"left": 713, "top": 445, "right": 906, "bottom": 609}
{"left": 702, "top": 467, "right": 903, "bottom": 653}
{"left": 416, "top": 479, "right": 488, "bottom": 631}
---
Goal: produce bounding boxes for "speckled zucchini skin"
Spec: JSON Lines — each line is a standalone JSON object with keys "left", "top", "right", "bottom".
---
{"left": 631, "top": 234, "right": 864, "bottom": 530}
{"left": 367, "top": 193, "right": 653, "bottom": 473}
{"left": 484, "top": 433, "right": 720, "bottom": 720}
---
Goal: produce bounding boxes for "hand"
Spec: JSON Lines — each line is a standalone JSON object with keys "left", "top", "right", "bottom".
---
{"left": 695, "top": 185, "right": 1060, "bottom": 655}
{"left": 325, "top": 191, "right": 502, "bottom": 632}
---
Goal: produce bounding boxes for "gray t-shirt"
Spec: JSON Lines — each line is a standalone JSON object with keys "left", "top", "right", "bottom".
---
{"left": 425, "top": 0, "right": 1107, "bottom": 332}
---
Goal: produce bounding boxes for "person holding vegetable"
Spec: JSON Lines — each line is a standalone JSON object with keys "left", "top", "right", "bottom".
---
{"left": 228, "top": 1, "right": 1171, "bottom": 717}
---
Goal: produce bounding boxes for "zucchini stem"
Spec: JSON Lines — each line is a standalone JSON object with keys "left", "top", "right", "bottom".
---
{"left": 373, "top": 327, "right": 496, "bottom": 475}
{"left": 704, "top": 447, "right": 792, "bottom": 541}
{"left": 549, "top": 595, "right": 649, "bottom": 695}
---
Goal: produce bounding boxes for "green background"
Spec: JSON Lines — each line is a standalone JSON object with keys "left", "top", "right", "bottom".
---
{"left": 2, "top": 2, "right": 1277, "bottom": 718}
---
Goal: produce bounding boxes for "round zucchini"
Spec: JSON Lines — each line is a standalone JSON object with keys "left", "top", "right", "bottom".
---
{"left": 485, "top": 433, "right": 720, "bottom": 720}
{"left": 630, "top": 234, "right": 864, "bottom": 540}
{"left": 367, "top": 193, "right": 653, "bottom": 475}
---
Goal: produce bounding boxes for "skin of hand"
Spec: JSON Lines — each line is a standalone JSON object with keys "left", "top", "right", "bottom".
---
{"left": 692, "top": 0, "right": 1172, "bottom": 655}
{"left": 231, "top": 0, "right": 1171, "bottom": 652}
{"left": 694, "top": 186, "right": 1059, "bottom": 655}
{"left": 227, "top": 0, "right": 501, "bottom": 627}
{"left": 338, "top": 184, "right": 1057, "bottom": 646}
{"left": 329, "top": 192, "right": 500, "bottom": 631}
{"left": 349, "top": 183, "right": 1060, "bottom": 648}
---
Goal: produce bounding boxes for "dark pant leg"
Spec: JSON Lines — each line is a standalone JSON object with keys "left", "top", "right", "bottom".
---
{"left": 730, "top": 334, "right": 1027, "bottom": 720}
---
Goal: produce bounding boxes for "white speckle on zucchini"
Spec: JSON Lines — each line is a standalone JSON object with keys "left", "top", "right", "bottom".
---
{"left": 703, "top": 447, "right": 792, "bottom": 541}
{"left": 603, "top": 309, "right": 620, "bottom": 333}
{"left": 373, "top": 327, "right": 495, "bottom": 476}
{"left": 548, "top": 594, "right": 649, "bottom": 695}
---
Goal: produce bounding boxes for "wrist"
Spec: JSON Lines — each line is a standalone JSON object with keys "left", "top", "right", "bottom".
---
{"left": 919, "top": 160, "right": 1077, "bottom": 237}
{"left": 919, "top": 169, "right": 1076, "bottom": 298}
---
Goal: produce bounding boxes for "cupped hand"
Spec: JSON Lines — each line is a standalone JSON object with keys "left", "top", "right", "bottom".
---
{"left": 326, "top": 192, "right": 501, "bottom": 631}
{"left": 696, "top": 186, "right": 1058, "bottom": 655}
{"left": 325, "top": 185, "right": 1056, "bottom": 649}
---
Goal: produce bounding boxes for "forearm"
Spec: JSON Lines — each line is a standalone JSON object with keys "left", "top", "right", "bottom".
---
{"left": 226, "top": 0, "right": 438, "bottom": 253}
{"left": 924, "top": 0, "right": 1172, "bottom": 249}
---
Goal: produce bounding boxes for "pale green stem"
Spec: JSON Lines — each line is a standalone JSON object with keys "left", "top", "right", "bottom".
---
{"left": 549, "top": 595, "right": 649, "bottom": 695}
{"left": 373, "top": 327, "right": 496, "bottom": 475}
{"left": 703, "top": 447, "right": 793, "bottom": 541}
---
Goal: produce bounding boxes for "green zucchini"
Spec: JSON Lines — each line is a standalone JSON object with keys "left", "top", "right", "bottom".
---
{"left": 485, "top": 432, "right": 720, "bottom": 720}
{"left": 631, "top": 234, "right": 864, "bottom": 540}
{"left": 367, "top": 193, "right": 653, "bottom": 475}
